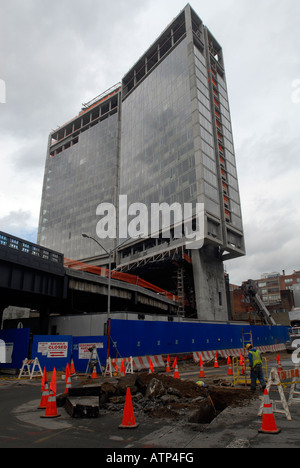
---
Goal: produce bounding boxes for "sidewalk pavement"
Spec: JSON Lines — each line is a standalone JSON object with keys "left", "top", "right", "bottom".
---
{"left": 135, "top": 389, "right": 300, "bottom": 449}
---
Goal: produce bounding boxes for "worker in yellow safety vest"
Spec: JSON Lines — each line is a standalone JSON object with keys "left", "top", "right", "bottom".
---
{"left": 246, "top": 344, "right": 266, "bottom": 392}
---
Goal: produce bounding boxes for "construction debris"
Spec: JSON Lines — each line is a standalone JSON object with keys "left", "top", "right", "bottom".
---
{"left": 65, "top": 396, "right": 100, "bottom": 419}
{"left": 59, "top": 371, "right": 256, "bottom": 422}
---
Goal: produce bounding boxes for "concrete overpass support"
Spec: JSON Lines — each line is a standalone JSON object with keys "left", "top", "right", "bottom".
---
{"left": 191, "top": 245, "right": 228, "bottom": 321}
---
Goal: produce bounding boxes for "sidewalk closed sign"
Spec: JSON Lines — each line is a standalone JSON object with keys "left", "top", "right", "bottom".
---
{"left": 38, "top": 341, "right": 68, "bottom": 358}
{"left": 32, "top": 335, "right": 72, "bottom": 371}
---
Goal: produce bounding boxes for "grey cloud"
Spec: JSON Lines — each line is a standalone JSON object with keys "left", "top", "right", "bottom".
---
{"left": 0, "top": 210, "right": 37, "bottom": 242}
{"left": 0, "top": 0, "right": 151, "bottom": 137}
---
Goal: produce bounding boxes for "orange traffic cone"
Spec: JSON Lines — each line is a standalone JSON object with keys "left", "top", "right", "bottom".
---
{"left": 70, "top": 358, "right": 76, "bottom": 375}
{"left": 227, "top": 356, "right": 233, "bottom": 376}
{"left": 38, "top": 379, "right": 50, "bottom": 409}
{"left": 41, "top": 368, "right": 60, "bottom": 419}
{"left": 91, "top": 365, "right": 97, "bottom": 379}
{"left": 64, "top": 363, "right": 72, "bottom": 394}
{"left": 119, "top": 387, "right": 139, "bottom": 429}
{"left": 199, "top": 356, "right": 205, "bottom": 378}
{"left": 120, "top": 360, "right": 126, "bottom": 377}
{"left": 214, "top": 352, "right": 219, "bottom": 368}
{"left": 41, "top": 366, "right": 47, "bottom": 390}
{"left": 166, "top": 356, "right": 171, "bottom": 373}
{"left": 173, "top": 358, "right": 180, "bottom": 379}
{"left": 149, "top": 358, "right": 154, "bottom": 374}
{"left": 258, "top": 389, "right": 281, "bottom": 434}
{"left": 65, "top": 374, "right": 72, "bottom": 394}
{"left": 41, "top": 393, "right": 61, "bottom": 419}
{"left": 277, "top": 354, "right": 284, "bottom": 378}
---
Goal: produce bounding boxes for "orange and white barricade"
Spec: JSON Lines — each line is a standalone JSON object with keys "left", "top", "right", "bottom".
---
{"left": 258, "top": 367, "right": 292, "bottom": 421}
{"left": 105, "top": 356, "right": 134, "bottom": 377}
{"left": 18, "top": 357, "right": 43, "bottom": 380}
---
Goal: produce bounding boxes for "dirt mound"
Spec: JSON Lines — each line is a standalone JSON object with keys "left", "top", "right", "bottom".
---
{"left": 136, "top": 373, "right": 207, "bottom": 399}
{"left": 72, "top": 371, "right": 256, "bottom": 424}
{"left": 94, "top": 372, "right": 256, "bottom": 424}
{"left": 204, "top": 357, "right": 228, "bottom": 367}
{"left": 136, "top": 372, "right": 254, "bottom": 412}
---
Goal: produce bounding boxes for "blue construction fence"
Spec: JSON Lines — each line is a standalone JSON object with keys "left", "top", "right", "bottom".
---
{"left": 108, "top": 320, "right": 290, "bottom": 357}
{"left": 31, "top": 335, "right": 108, "bottom": 372}
{"left": 0, "top": 320, "right": 290, "bottom": 371}
{"left": 0, "top": 328, "right": 30, "bottom": 370}
{"left": 0, "top": 330, "right": 108, "bottom": 372}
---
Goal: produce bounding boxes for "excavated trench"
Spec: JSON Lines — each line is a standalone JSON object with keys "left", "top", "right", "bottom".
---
{"left": 132, "top": 373, "right": 255, "bottom": 423}
{"left": 62, "top": 371, "right": 256, "bottom": 424}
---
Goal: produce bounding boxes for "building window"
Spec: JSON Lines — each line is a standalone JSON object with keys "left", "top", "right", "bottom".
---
{"left": 219, "top": 292, "right": 222, "bottom": 306}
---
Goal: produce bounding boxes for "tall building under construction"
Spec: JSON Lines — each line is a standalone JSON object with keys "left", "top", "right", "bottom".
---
{"left": 38, "top": 4, "right": 245, "bottom": 322}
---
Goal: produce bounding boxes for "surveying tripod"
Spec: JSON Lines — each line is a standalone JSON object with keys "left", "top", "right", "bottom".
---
{"left": 85, "top": 345, "right": 103, "bottom": 376}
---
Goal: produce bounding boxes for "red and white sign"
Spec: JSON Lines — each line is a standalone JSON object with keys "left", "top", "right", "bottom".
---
{"left": 78, "top": 343, "right": 104, "bottom": 360}
{"left": 38, "top": 341, "right": 68, "bottom": 358}
{"left": 48, "top": 342, "right": 68, "bottom": 357}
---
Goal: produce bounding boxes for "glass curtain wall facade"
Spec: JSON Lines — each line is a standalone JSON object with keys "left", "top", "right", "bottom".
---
{"left": 120, "top": 37, "right": 196, "bottom": 224}
{"left": 118, "top": 5, "right": 245, "bottom": 320}
{"left": 38, "top": 87, "right": 121, "bottom": 261}
{"left": 38, "top": 4, "right": 245, "bottom": 321}
{"left": 118, "top": 5, "right": 245, "bottom": 263}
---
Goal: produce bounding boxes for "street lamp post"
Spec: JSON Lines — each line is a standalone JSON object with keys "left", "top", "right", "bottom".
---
{"left": 82, "top": 234, "right": 137, "bottom": 357}
{"left": 81, "top": 234, "right": 114, "bottom": 324}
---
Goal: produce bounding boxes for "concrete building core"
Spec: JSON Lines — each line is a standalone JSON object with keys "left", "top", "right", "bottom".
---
{"left": 38, "top": 4, "right": 245, "bottom": 322}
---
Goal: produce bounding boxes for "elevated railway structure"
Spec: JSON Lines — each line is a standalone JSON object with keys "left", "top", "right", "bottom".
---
{"left": 0, "top": 232, "right": 178, "bottom": 332}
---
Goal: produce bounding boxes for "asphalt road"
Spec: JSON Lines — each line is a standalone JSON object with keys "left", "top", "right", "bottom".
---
{"left": 0, "top": 379, "right": 160, "bottom": 449}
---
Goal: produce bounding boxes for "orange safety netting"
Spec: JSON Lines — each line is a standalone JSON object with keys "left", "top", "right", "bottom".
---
{"left": 64, "top": 258, "right": 179, "bottom": 303}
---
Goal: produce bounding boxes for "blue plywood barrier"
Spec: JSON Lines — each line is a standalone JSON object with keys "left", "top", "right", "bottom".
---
{"left": 72, "top": 336, "right": 108, "bottom": 373}
{"left": 109, "top": 319, "right": 289, "bottom": 357}
{"left": 0, "top": 328, "right": 30, "bottom": 369}
{"left": 1, "top": 321, "right": 289, "bottom": 370}
{"left": 31, "top": 335, "right": 73, "bottom": 371}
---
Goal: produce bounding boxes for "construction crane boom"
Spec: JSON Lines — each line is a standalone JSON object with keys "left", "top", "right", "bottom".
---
{"left": 242, "top": 280, "right": 276, "bottom": 326}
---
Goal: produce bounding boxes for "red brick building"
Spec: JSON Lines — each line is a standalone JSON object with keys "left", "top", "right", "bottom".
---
{"left": 230, "top": 270, "right": 300, "bottom": 322}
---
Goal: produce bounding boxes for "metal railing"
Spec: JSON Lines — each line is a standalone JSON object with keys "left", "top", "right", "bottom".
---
{"left": 0, "top": 231, "right": 64, "bottom": 265}
{"left": 232, "top": 356, "right": 268, "bottom": 387}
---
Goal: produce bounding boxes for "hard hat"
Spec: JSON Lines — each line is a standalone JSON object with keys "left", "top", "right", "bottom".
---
{"left": 196, "top": 381, "right": 206, "bottom": 387}
{"left": 246, "top": 344, "right": 252, "bottom": 350}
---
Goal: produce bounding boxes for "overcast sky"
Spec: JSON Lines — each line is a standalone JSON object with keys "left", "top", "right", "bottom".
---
{"left": 0, "top": 0, "right": 299, "bottom": 285}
